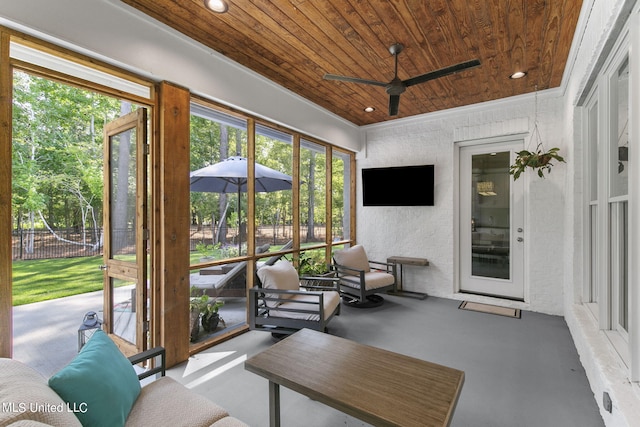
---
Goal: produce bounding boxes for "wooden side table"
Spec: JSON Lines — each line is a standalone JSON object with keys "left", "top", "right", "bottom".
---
{"left": 386, "top": 256, "right": 429, "bottom": 300}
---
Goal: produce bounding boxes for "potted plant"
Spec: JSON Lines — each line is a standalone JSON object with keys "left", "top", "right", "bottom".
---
{"left": 298, "top": 252, "right": 333, "bottom": 287}
{"left": 189, "top": 288, "right": 225, "bottom": 341}
{"left": 509, "top": 144, "right": 565, "bottom": 180}
{"left": 200, "top": 298, "right": 225, "bottom": 332}
{"left": 299, "top": 252, "right": 329, "bottom": 276}
{"left": 510, "top": 86, "right": 566, "bottom": 180}
{"left": 189, "top": 290, "right": 203, "bottom": 342}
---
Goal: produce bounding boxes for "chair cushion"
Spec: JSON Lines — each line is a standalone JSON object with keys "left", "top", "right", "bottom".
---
{"left": 257, "top": 261, "right": 300, "bottom": 307}
{"left": 333, "top": 245, "right": 370, "bottom": 273}
{"left": 270, "top": 290, "right": 341, "bottom": 321}
{"left": 211, "top": 417, "right": 250, "bottom": 427}
{"left": 125, "top": 376, "right": 229, "bottom": 427}
{"left": 7, "top": 421, "right": 58, "bottom": 427}
{"left": 48, "top": 330, "right": 141, "bottom": 427}
{"left": 340, "top": 271, "right": 395, "bottom": 290}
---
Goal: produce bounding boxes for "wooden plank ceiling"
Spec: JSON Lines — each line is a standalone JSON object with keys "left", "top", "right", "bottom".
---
{"left": 122, "top": 0, "right": 583, "bottom": 126}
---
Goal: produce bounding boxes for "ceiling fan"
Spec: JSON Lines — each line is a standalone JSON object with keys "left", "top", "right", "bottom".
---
{"left": 324, "top": 43, "right": 481, "bottom": 116}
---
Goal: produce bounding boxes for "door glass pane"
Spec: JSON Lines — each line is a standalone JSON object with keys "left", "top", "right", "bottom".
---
{"left": 611, "top": 58, "right": 629, "bottom": 197}
{"left": 110, "top": 129, "right": 137, "bottom": 262}
{"left": 111, "top": 277, "right": 136, "bottom": 344}
{"left": 471, "top": 152, "right": 510, "bottom": 279}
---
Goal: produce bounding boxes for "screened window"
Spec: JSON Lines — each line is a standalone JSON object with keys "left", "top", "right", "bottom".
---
{"left": 300, "top": 139, "right": 327, "bottom": 246}
{"left": 255, "top": 124, "right": 293, "bottom": 252}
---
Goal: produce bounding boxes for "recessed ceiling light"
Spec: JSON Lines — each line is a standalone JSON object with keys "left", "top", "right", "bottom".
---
{"left": 509, "top": 71, "right": 527, "bottom": 79}
{"left": 204, "top": 0, "right": 228, "bottom": 13}
{"left": 364, "top": 107, "right": 375, "bottom": 113}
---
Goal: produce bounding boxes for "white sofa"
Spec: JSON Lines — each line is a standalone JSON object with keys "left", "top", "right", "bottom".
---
{"left": 0, "top": 334, "right": 248, "bottom": 427}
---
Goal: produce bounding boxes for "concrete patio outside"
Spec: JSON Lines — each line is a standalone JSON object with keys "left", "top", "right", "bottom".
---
{"left": 12, "top": 289, "right": 247, "bottom": 378}
{"left": 13, "top": 290, "right": 103, "bottom": 378}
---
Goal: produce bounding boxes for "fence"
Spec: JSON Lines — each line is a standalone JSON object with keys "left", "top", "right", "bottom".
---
{"left": 189, "top": 224, "right": 328, "bottom": 250}
{"left": 13, "top": 224, "right": 333, "bottom": 261}
{"left": 12, "top": 228, "right": 103, "bottom": 260}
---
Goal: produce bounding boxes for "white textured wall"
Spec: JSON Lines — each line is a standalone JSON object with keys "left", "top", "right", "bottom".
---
{"left": 360, "top": 91, "right": 566, "bottom": 315}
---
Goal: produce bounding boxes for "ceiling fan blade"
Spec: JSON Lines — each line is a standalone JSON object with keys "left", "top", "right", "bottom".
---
{"left": 323, "top": 74, "right": 388, "bottom": 88}
{"left": 389, "top": 94, "right": 400, "bottom": 116}
{"left": 404, "top": 59, "right": 481, "bottom": 87}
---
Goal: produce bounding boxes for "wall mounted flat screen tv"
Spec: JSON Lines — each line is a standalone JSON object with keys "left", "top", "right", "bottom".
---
{"left": 362, "top": 164, "right": 435, "bottom": 206}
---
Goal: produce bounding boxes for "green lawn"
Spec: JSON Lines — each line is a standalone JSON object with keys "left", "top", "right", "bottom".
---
{"left": 12, "top": 256, "right": 104, "bottom": 306}
{"left": 12, "top": 243, "right": 345, "bottom": 306}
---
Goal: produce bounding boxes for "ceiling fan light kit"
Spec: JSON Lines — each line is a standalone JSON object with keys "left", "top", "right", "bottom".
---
{"left": 324, "top": 43, "right": 481, "bottom": 116}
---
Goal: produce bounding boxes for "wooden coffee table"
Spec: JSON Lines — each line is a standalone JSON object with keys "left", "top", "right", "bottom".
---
{"left": 245, "top": 329, "right": 464, "bottom": 427}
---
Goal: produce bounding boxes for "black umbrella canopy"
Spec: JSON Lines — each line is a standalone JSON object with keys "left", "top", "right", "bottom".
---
{"left": 189, "top": 156, "right": 293, "bottom": 193}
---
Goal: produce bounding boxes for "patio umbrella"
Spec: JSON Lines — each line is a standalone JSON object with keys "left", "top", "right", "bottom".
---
{"left": 190, "top": 156, "right": 293, "bottom": 253}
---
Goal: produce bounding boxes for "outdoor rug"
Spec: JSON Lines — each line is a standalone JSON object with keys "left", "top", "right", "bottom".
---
{"left": 458, "top": 301, "right": 521, "bottom": 318}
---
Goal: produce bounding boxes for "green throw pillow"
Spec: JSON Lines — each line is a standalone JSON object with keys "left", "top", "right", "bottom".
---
{"left": 48, "top": 329, "right": 141, "bottom": 427}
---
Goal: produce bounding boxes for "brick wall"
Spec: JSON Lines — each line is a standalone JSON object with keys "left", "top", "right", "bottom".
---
{"left": 359, "top": 91, "right": 566, "bottom": 315}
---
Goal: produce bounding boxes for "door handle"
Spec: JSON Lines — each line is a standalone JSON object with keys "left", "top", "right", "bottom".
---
{"left": 99, "top": 265, "right": 108, "bottom": 271}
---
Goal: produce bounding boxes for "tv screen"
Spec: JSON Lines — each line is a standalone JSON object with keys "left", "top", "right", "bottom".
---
{"left": 362, "top": 165, "right": 434, "bottom": 206}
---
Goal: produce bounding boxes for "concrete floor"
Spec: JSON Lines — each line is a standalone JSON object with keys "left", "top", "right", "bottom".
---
{"left": 12, "top": 293, "right": 604, "bottom": 427}
{"left": 168, "top": 295, "right": 605, "bottom": 427}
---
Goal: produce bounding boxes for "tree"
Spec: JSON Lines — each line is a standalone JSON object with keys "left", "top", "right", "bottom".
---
{"left": 218, "top": 125, "right": 229, "bottom": 245}
{"left": 12, "top": 70, "right": 122, "bottom": 249}
{"left": 306, "top": 152, "right": 316, "bottom": 241}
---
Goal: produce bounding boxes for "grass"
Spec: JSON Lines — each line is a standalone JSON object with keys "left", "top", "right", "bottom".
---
{"left": 12, "top": 243, "right": 347, "bottom": 306}
{"left": 12, "top": 256, "right": 104, "bottom": 306}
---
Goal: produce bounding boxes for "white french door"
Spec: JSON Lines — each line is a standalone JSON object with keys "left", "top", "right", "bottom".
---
{"left": 459, "top": 141, "right": 524, "bottom": 300}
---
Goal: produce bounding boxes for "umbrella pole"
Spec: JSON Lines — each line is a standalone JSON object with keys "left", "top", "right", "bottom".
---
{"left": 237, "top": 189, "right": 241, "bottom": 256}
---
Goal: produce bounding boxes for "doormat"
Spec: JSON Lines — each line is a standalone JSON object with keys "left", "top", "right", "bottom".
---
{"left": 458, "top": 301, "right": 521, "bottom": 318}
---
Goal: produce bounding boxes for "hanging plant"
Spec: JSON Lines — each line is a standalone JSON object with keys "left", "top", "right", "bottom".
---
{"left": 510, "top": 86, "right": 565, "bottom": 180}
{"left": 510, "top": 144, "right": 565, "bottom": 180}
